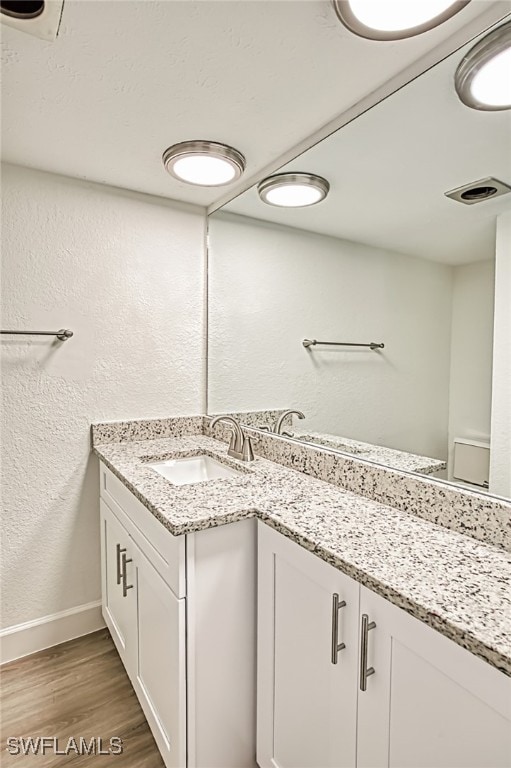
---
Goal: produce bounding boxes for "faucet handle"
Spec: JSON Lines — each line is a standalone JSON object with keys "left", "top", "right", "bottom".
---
{"left": 242, "top": 435, "right": 254, "bottom": 462}
{"left": 227, "top": 428, "right": 240, "bottom": 455}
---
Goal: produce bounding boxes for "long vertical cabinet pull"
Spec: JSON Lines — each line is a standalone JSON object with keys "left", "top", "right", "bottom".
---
{"left": 116, "top": 543, "right": 126, "bottom": 585}
{"left": 359, "top": 614, "right": 376, "bottom": 690}
{"left": 331, "top": 593, "right": 347, "bottom": 664}
{"left": 121, "top": 551, "right": 134, "bottom": 597}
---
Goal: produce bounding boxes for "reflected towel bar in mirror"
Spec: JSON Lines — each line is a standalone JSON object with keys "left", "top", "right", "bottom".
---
{"left": 1, "top": 329, "right": 74, "bottom": 341}
{"left": 303, "top": 339, "right": 384, "bottom": 350}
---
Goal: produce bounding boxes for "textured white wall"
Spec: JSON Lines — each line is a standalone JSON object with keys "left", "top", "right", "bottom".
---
{"left": 447, "top": 260, "right": 494, "bottom": 479}
{"left": 1, "top": 164, "right": 206, "bottom": 629}
{"left": 490, "top": 211, "right": 511, "bottom": 498}
{"left": 209, "top": 214, "right": 453, "bottom": 459}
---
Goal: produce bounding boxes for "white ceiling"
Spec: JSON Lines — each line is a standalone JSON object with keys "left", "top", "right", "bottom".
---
{"left": 221, "top": 18, "right": 511, "bottom": 265}
{"left": 1, "top": 0, "right": 509, "bottom": 208}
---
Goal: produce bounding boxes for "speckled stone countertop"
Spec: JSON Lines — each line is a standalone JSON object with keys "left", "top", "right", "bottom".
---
{"left": 93, "top": 433, "right": 511, "bottom": 676}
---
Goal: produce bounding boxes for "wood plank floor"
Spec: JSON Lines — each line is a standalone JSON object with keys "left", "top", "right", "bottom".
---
{"left": 0, "top": 629, "right": 164, "bottom": 767}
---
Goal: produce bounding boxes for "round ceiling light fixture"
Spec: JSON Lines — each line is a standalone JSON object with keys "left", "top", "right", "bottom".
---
{"left": 257, "top": 173, "right": 330, "bottom": 208}
{"left": 1, "top": 0, "right": 45, "bottom": 18}
{"left": 455, "top": 23, "right": 511, "bottom": 111}
{"left": 162, "top": 141, "right": 246, "bottom": 186}
{"left": 332, "top": 0, "right": 470, "bottom": 41}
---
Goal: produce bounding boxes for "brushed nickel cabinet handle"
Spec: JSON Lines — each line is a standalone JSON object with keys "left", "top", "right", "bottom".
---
{"left": 331, "top": 593, "right": 347, "bottom": 664}
{"left": 121, "top": 551, "right": 133, "bottom": 597}
{"left": 360, "top": 613, "right": 376, "bottom": 691}
{"left": 115, "top": 544, "right": 126, "bottom": 585}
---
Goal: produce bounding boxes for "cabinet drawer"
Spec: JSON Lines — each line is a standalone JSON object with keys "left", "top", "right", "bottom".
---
{"left": 100, "top": 462, "right": 186, "bottom": 599}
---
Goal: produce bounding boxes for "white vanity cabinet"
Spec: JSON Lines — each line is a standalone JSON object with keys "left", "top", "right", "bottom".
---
{"left": 135, "top": 541, "right": 187, "bottom": 767}
{"left": 257, "top": 522, "right": 360, "bottom": 768}
{"left": 257, "top": 522, "right": 511, "bottom": 768}
{"left": 100, "top": 491, "right": 186, "bottom": 768}
{"left": 357, "top": 586, "right": 511, "bottom": 768}
{"left": 99, "top": 462, "right": 257, "bottom": 768}
{"left": 101, "top": 497, "right": 138, "bottom": 670}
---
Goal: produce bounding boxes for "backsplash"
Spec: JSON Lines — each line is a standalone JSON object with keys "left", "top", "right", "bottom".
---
{"left": 92, "top": 415, "right": 511, "bottom": 552}
{"left": 203, "top": 417, "right": 511, "bottom": 552}
{"left": 210, "top": 410, "right": 447, "bottom": 476}
{"left": 91, "top": 415, "right": 204, "bottom": 444}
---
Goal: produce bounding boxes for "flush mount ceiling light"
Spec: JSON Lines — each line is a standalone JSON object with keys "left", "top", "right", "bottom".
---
{"left": 332, "top": 0, "right": 470, "bottom": 41}
{"left": 257, "top": 173, "right": 330, "bottom": 208}
{"left": 162, "top": 141, "right": 245, "bottom": 187}
{"left": 455, "top": 23, "right": 511, "bottom": 110}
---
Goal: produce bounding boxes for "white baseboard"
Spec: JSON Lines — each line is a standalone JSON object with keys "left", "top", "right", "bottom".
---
{"left": 0, "top": 600, "right": 105, "bottom": 665}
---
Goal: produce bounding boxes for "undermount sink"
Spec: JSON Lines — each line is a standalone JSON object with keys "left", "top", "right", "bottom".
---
{"left": 147, "top": 454, "right": 242, "bottom": 486}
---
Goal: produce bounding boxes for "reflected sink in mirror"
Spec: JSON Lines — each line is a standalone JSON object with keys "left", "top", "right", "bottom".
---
{"left": 147, "top": 455, "right": 243, "bottom": 486}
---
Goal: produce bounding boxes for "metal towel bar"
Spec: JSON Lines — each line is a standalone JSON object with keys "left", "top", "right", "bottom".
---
{"left": 303, "top": 339, "right": 384, "bottom": 350}
{"left": 1, "top": 329, "right": 73, "bottom": 341}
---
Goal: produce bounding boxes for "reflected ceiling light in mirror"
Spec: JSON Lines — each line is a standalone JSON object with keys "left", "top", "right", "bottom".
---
{"left": 257, "top": 173, "right": 330, "bottom": 208}
{"left": 162, "top": 141, "right": 245, "bottom": 186}
{"left": 445, "top": 176, "right": 511, "bottom": 204}
{"left": 332, "top": 0, "right": 470, "bottom": 40}
{"left": 455, "top": 23, "right": 511, "bottom": 110}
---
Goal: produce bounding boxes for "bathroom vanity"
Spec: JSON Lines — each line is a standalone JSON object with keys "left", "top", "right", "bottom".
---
{"left": 93, "top": 416, "right": 511, "bottom": 768}
{"left": 93, "top": 30, "right": 511, "bottom": 767}
{"left": 99, "top": 460, "right": 256, "bottom": 768}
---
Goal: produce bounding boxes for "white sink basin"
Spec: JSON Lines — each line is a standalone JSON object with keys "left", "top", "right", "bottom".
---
{"left": 147, "top": 454, "right": 242, "bottom": 486}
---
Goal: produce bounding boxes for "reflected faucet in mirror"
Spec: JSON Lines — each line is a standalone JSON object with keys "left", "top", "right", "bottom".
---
{"left": 259, "top": 409, "right": 306, "bottom": 437}
{"left": 276, "top": 409, "right": 306, "bottom": 437}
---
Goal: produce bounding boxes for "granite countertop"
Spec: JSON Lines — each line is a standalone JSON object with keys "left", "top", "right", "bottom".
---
{"left": 94, "top": 434, "right": 511, "bottom": 677}
{"left": 292, "top": 429, "right": 446, "bottom": 475}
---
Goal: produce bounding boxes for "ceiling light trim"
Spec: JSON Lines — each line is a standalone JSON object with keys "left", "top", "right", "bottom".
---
{"left": 257, "top": 173, "right": 330, "bottom": 208}
{"left": 455, "top": 22, "right": 511, "bottom": 111}
{"left": 445, "top": 176, "right": 511, "bottom": 204}
{"left": 332, "top": 0, "right": 471, "bottom": 41}
{"left": 162, "top": 140, "right": 246, "bottom": 187}
{"left": 1, "top": 0, "right": 45, "bottom": 19}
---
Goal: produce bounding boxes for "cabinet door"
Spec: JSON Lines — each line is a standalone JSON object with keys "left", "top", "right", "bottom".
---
{"left": 100, "top": 499, "right": 137, "bottom": 671}
{"left": 257, "top": 522, "right": 359, "bottom": 768}
{"left": 134, "top": 547, "right": 186, "bottom": 768}
{"left": 357, "top": 586, "right": 511, "bottom": 768}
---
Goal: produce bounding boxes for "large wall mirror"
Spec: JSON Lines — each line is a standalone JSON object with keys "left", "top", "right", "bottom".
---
{"left": 207, "top": 17, "right": 511, "bottom": 500}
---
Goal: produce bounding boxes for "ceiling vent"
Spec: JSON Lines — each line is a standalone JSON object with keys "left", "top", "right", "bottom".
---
{"left": 445, "top": 176, "right": 511, "bottom": 205}
{"left": 0, "top": 0, "right": 64, "bottom": 40}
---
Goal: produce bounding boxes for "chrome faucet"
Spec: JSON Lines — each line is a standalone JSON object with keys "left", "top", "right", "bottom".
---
{"left": 210, "top": 416, "right": 255, "bottom": 462}
{"left": 275, "top": 409, "right": 305, "bottom": 437}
